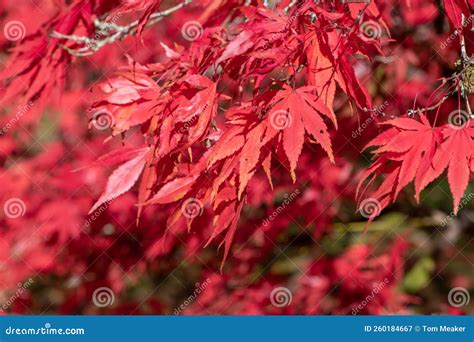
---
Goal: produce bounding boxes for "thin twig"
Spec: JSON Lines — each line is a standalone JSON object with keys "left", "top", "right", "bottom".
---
{"left": 51, "top": 0, "right": 192, "bottom": 57}
{"left": 407, "top": 93, "right": 451, "bottom": 116}
{"left": 284, "top": 0, "right": 300, "bottom": 14}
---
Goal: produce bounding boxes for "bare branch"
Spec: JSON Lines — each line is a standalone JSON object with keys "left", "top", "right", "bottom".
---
{"left": 51, "top": 0, "right": 192, "bottom": 57}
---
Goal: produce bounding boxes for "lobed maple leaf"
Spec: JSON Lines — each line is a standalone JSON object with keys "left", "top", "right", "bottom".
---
{"left": 90, "top": 146, "right": 151, "bottom": 213}
{"left": 358, "top": 114, "right": 474, "bottom": 222}
{"left": 266, "top": 85, "right": 337, "bottom": 181}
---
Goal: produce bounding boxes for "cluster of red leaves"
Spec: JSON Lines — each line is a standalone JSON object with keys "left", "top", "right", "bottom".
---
{"left": 358, "top": 115, "right": 474, "bottom": 223}
{"left": 0, "top": 0, "right": 472, "bottom": 314}
{"left": 85, "top": 0, "right": 383, "bottom": 262}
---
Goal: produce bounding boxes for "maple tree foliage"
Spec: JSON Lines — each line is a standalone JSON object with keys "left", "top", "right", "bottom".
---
{"left": 0, "top": 0, "right": 472, "bottom": 314}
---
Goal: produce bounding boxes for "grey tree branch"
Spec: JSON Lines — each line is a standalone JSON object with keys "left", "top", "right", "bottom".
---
{"left": 50, "top": 0, "right": 192, "bottom": 57}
